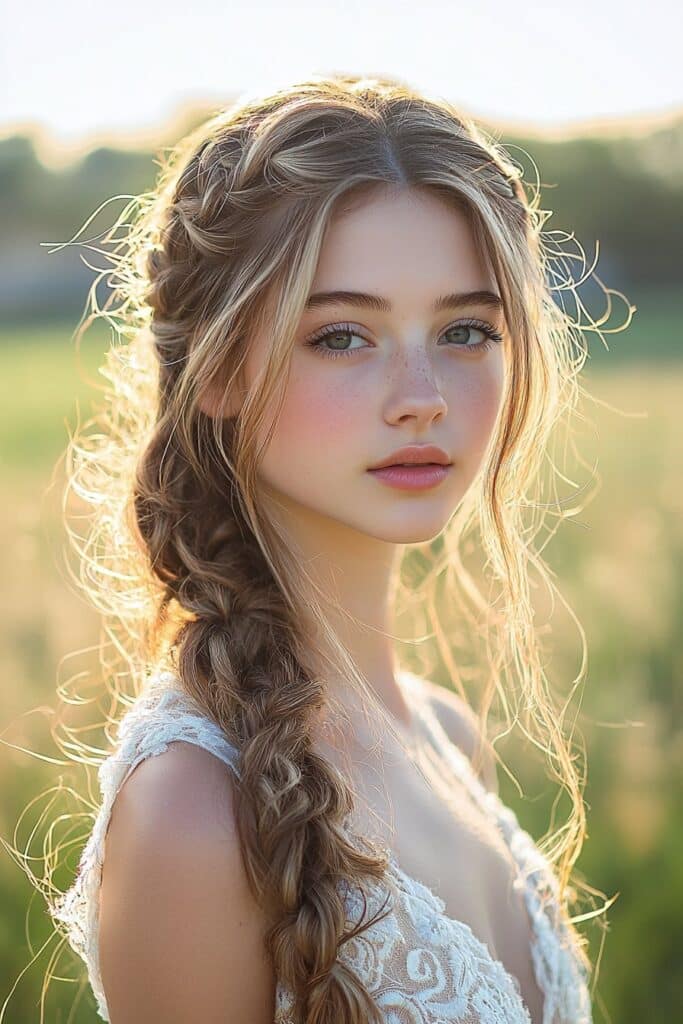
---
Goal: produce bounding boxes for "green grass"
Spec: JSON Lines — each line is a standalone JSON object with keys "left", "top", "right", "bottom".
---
{"left": 0, "top": 319, "right": 109, "bottom": 472}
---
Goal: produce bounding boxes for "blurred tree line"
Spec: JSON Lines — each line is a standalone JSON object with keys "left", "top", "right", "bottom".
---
{"left": 0, "top": 106, "right": 681, "bottom": 323}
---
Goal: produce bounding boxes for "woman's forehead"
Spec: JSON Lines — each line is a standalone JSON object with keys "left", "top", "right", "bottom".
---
{"left": 310, "top": 193, "right": 495, "bottom": 310}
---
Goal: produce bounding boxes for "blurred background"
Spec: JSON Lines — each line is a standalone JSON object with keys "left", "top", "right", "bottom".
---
{"left": 1, "top": 1, "right": 681, "bottom": 1021}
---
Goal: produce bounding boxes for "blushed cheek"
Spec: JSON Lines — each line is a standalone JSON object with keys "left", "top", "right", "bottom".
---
{"left": 261, "top": 369, "right": 365, "bottom": 482}
{"left": 285, "top": 372, "right": 357, "bottom": 439}
{"left": 455, "top": 360, "right": 505, "bottom": 466}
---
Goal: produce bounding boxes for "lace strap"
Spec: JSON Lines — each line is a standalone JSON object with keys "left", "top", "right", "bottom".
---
{"left": 106, "top": 674, "right": 242, "bottom": 790}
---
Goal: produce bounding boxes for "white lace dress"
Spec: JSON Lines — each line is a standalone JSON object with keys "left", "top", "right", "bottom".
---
{"left": 49, "top": 670, "right": 593, "bottom": 1024}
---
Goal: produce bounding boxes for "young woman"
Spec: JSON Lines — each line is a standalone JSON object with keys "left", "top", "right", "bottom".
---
{"left": 45, "top": 73, "right": 609, "bottom": 1023}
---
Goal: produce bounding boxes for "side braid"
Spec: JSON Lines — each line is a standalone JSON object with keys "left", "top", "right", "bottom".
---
{"left": 132, "top": 346, "right": 393, "bottom": 1021}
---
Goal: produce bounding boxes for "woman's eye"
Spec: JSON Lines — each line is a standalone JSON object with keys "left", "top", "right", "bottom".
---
{"left": 305, "top": 324, "right": 369, "bottom": 359}
{"left": 441, "top": 323, "right": 495, "bottom": 348}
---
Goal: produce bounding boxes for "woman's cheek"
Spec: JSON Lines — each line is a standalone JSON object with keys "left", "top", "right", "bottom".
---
{"left": 455, "top": 359, "right": 506, "bottom": 465}
{"left": 263, "top": 370, "right": 366, "bottom": 481}
{"left": 290, "top": 366, "right": 364, "bottom": 437}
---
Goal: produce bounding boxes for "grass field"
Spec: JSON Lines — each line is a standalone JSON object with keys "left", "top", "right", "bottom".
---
{"left": 1, "top": 290, "right": 681, "bottom": 1022}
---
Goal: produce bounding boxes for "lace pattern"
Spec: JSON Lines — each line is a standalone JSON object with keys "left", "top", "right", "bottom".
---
{"left": 49, "top": 670, "right": 592, "bottom": 1024}
{"left": 276, "top": 859, "right": 533, "bottom": 1024}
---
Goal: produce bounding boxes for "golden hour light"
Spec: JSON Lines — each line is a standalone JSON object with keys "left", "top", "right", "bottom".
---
{"left": 1, "top": 6, "right": 681, "bottom": 1024}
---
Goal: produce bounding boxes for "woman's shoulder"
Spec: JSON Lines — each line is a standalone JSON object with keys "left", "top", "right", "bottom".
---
{"left": 108, "top": 735, "right": 240, "bottom": 842}
{"left": 98, "top": 736, "right": 275, "bottom": 1023}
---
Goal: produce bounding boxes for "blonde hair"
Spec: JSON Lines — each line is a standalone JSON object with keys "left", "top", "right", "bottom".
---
{"left": 14, "top": 72, "right": 628, "bottom": 1022}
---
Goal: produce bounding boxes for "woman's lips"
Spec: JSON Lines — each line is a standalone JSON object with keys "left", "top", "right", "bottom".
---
{"left": 367, "top": 463, "right": 451, "bottom": 490}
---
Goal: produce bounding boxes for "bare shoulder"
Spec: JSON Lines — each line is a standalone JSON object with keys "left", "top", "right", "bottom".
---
{"left": 105, "top": 738, "right": 240, "bottom": 838}
{"left": 99, "top": 740, "right": 275, "bottom": 1024}
{"left": 419, "top": 678, "right": 499, "bottom": 795}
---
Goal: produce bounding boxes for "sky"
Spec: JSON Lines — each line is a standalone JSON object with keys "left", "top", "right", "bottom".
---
{"left": 3, "top": 0, "right": 682, "bottom": 164}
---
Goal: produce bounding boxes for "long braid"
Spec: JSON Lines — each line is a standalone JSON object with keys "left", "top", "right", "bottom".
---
{"left": 132, "top": 277, "right": 392, "bottom": 1020}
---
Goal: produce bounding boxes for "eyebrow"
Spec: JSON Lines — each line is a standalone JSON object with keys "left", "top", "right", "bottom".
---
{"left": 304, "top": 288, "right": 504, "bottom": 315}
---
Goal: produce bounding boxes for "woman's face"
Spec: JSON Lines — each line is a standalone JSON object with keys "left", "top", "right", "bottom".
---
{"left": 218, "top": 185, "right": 508, "bottom": 545}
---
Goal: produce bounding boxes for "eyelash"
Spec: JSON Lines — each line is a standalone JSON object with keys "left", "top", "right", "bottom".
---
{"left": 305, "top": 318, "right": 505, "bottom": 359}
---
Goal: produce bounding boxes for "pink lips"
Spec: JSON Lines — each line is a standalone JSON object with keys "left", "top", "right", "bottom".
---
{"left": 367, "top": 464, "right": 451, "bottom": 490}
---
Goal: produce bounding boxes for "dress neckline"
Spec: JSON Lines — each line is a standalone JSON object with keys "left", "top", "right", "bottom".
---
{"left": 382, "top": 846, "right": 534, "bottom": 1021}
{"left": 386, "top": 669, "right": 544, "bottom": 1024}
{"left": 392, "top": 671, "right": 592, "bottom": 1024}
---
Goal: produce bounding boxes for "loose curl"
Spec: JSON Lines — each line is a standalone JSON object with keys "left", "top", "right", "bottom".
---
{"left": 10, "top": 72, "right": 632, "bottom": 1023}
